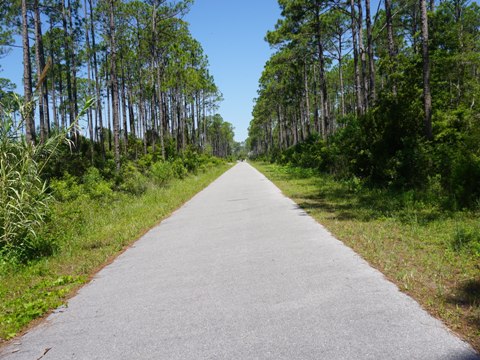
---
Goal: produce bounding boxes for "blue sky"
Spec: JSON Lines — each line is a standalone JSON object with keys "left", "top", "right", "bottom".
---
{"left": 0, "top": 0, "right": 281, "bottom": 142}
{"left": 184, "top": 0, "right": 281, "bottom": 141}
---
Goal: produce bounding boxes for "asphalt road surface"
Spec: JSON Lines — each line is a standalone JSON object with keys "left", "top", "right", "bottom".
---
{"left": 1, "top": 162, "right": 478, "bottom": 360}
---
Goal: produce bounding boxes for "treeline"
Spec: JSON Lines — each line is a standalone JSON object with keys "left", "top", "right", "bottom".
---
{"left": 248, "top": 0, "right": 480, "bottom": 208}
{"left": 0, "top": 0, "right": 236, "bottom": 166}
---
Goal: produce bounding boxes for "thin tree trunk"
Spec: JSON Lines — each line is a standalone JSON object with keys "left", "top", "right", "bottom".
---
{"left": 151, "top": 92, "right": 157, "bottom": 153}
{"left": 59, "top": 68, "right": 65, "bottom": 130}
{"left": 350, "top": 0, "right": 363, "bottom": 115}
{"left": 357, "top": 0, "right": 369, "bottom": 111}
{"left": 121, "top": 59, "right": 129, "bottom": 154}
{"left": 108, "top": 0, "right": 120, "bottom": 169}
{"left": 83, "top": 0, "right": 94, "bottom": 159}
{"left": 191, "top": 100, "right": 196, "bottom": 145}
{"left": 89, "top": 0, "right": 105, "bottom": 159}
{"left": 315, "top": 6, "right": 329, "bottom": 139}
{"left": 385, "top": 0, "right": 397, "bottom": 95}
{"left": 34, "top": 0, "right": 49, "bottom": 142}
{"left": 304, "top": 61, "right": 311, "bottom": 135}
{"left": 51, "top": 67, "right": 58, "bottom": 129}
{"left": 127, "top": 85, "right": 136, "bottom": 138}
{"left": 203, "top": 92, "right": 207, "bottom": 147}
{"left": 68, "top": 0, "right": 78, "bottom": 121}
{"left": 139, "top": 98, "right": 147, "bottom": 155}
{"left": 21, "top": 0, "right": 35, "bottom": 144}
{"left": 49, "top": 16, "right": 59, "bottom": 130}
{"left": 338, "top": 37, "right": 346, "bottom": 117}
{"left": 420, "top": 0, "right": 432, "bottom": 139}
{"left": 62, "top": 0, "right": 74, "bottom": 135}
{"left": 156, "top": 66, "right": 165, "bottom": 159}
{"left": 365, "top": 0, "right": 376, "bottom": 103}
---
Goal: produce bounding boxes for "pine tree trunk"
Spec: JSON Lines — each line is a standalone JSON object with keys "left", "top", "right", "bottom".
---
{"left": 127, "top": 85, "right": 136, "bottom": 138}
{"left": 62, "top": 0, "right": 74, "bottom": 135}
{"left": 83, "top": 0, "right": 94, "bottom": 158}
{"left": 109, "top": 0, "right": 121, "bottom": 170}
{"left": 156, "top": 66, "right": 165, "bottom": 159}
{"left": 304, "top": 61, "right": 311, "bottom": 134}
{"left": 338, "top": 37, "right": 346, "bottom": 117}
{"left": 314, "top": 5, "right": 329, "bottom": 139}
{"left": 21, "top": 0, "right": 35, "bottom": 144}
{"left": 68, "top": 0, "right": 78, "bottom": 121}
{"left": 357, "top": 0, "right": 369, "bottom": 111}
{"left": 420, "top": 0, "right": 433, "bottom": 139}
{"left": 49, "top": 16, "right": 59, "bottom": 130}
{"left": 34, "top": 0, "right": 49, "bottom": 142}
{"left": 350, "top": 0, "right": 363, "bottom": 115}
{"left": 365, "top": 0, "right": 376, "bottom": 103}
{"left": 89, "top": 0, "right": 105, "bottom": 159}
{"left": 385, "top": 0, "right": 397, "bottom": 95}
{"left": 121, "top": 60, "right": 129, "bottom": 154}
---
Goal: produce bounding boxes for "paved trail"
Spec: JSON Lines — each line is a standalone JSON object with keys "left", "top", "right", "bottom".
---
{"left": 1, "top": 163, "right": 478, "bottom": 360}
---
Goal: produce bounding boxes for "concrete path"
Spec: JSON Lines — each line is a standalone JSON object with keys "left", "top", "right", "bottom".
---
{"left": 1, "top": 162, "right": 478, "bottom": 360}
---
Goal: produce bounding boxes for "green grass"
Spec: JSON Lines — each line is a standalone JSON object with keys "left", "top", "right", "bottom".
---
{"left": 253, "top": 161, "right": 480, "bottom": 351}
{"left": 0, "top": 163, "right": 231, "bottom": 341}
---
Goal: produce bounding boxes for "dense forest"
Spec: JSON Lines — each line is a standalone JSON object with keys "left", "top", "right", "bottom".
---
{"left": 0, "top": 0, "right": 237, "bottom": 262}
{"left": 248, "top": 0, "right": 480, "bottom": 209}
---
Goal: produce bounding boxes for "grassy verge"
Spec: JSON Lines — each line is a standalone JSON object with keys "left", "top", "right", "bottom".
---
{"left": 0, "top": 163, "right": 231, "bottom": 341}
{"left": 253, "top": 161, "right": 480, "bottom": 351}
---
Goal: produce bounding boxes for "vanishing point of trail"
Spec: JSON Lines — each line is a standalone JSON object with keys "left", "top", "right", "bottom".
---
{"left": 1, "top": 163, "right": 478, "bottom": 360}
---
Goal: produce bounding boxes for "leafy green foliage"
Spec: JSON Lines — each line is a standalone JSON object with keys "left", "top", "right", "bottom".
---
{"left": 171, "top": 158, "right": 188, "bottom": 179}
{"left": 117, "top": 162, "right": 149, "bottom": 195}
{"left": 276, "top": 135, "right": 331, "bottom": 171}
{"left": 150, "top": 161, "right": 174, "bottom": 185}
{"left": 0, "top": 103, "right": 67, "bottom": 262}
{"left": 83, "top": 167, "right": 114, "bottom": 199}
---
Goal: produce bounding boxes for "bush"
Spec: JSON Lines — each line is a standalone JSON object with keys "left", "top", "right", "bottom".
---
{"left": 117, "top": 162, "right": 149, "bottom": 195}
{"left": 82, "top": 167, "right": 113, "bottom": 199}
{"left": 150, "top": 161, "right": 173, "bottom": 186}
{"left": 50, "top": 173, "right": 82, "bottom": 201}
{"left": 276, "top": 135, "right": 331, "bottom": 172}
{"left": 182, "top": 148, "right": 200, "bottom": 173}
{"left": 171, "top": 158, "right": 188, "bottom": 179}
{"left": 137, "top": 153, "right": 154, "bottom": 173}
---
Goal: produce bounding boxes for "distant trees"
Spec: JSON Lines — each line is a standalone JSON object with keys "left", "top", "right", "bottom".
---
{"left": 206, "top": 114, "right": 235, "bottom": 158}
{"left": 249, "top": 0, "right": 480, "bottom": 207}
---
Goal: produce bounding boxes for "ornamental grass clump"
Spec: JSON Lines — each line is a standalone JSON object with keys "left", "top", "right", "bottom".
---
{"left": 0, "top": 111, "right": 51, "bottom": 261}
{"left": 0, "top": 97, "right": 90, "bottom": 262}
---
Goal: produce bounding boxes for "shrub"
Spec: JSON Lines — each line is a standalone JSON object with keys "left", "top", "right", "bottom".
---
{"left": 50, "top": 173, "right": 82, "bottom": 201}
{"left": 137, "top": 153, "right": 154, "bottom": 173}
{"left": 82, "top": 167, "right": 113, "bottom": 199}
{"left": 118, "top": 162, "right": 149, "bottom": 195}
{"left": 150, "top": 161, "right": 173, "bottom": 186}
{"left": 182, "top": 148, "right": 200, "bottom": 173}
{"left": 171, "top": 158, "right": 188, "bottom": 179}
{"left": 277, "top": 135, "right": 331, "bottom": 172}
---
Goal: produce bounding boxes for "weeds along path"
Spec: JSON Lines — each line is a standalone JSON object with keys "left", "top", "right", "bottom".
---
{"left": 1, "top": 162, "right": 478, "bottom": 360}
